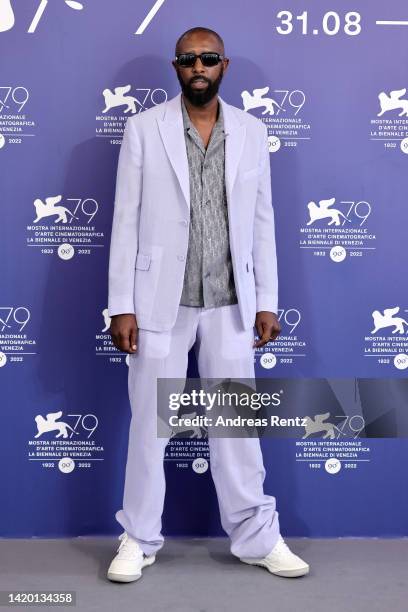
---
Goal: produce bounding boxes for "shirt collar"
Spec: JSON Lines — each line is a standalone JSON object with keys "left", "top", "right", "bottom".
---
{"left": 181, "top": 94, "right": 224, "bottom": 134}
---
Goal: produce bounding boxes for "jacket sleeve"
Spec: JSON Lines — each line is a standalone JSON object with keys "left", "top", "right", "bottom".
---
{"left": 252, "top": 124, "right": 279, "bottom": 315}
{"left": 107, "top": 117, "right": 143, "bottom": 317}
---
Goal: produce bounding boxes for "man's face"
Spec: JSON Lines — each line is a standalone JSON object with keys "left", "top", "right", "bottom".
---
{"left": 172, "top": 33, "right": 228, "bottom": 107}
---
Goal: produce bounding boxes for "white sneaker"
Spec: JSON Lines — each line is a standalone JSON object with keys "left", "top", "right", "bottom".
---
{"left": 107, "top": 531, "right": 156, "bottom": 583}
{"left": 240, "top": 534, "right": 310, "bottom": 577}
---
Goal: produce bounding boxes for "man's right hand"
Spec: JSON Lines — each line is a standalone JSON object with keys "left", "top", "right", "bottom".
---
{"left": 109, "top": 314, "right": 138, "bottom": 354}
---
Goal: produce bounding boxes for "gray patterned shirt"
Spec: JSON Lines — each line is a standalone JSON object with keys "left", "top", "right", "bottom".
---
{"left": 179, "top": 94, "right": 238, "bottom": 308}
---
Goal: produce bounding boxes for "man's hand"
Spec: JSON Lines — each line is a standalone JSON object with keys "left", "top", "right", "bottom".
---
{"left": 253, "top": 311, "right": 281, "bottom": 348}
{"left": 109, "top": 314, "right": 138, "bottom": 354}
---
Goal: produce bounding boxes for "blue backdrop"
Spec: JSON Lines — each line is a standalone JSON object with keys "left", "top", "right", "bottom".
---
{"left": 1, "top": 1, "right": 407, "bottom": 538}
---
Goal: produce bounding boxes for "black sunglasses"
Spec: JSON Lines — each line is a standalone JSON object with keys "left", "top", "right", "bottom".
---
{"left": 175, "top": 52, "right": 224, "bottom": 67}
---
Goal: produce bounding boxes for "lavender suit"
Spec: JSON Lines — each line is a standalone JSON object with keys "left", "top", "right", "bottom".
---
{"left": 107, "top": 91, "right": 280, "bottom": 558}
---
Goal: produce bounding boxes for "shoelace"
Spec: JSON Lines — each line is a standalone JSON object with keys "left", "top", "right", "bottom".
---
{"left": 269, "top": 535, "right": 292, "bottom": 557}
{"left": 116, "top": 531, "right": 144, "bottom": 561}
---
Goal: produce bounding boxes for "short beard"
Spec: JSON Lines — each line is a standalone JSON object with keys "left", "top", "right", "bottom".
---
{"left": 176, "top": 67, "right": 224, "bottom": 107}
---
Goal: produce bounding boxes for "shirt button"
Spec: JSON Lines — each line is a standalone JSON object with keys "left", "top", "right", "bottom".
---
{"left": 177, "top": 255, "right": 185, "bottom": 261}
{"left": 180, "top": 219, "right": 188, "bottom": 226}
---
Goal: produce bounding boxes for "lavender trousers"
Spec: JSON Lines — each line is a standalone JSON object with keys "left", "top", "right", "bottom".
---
{"left": 115, "top": 303, "right": 280, "bottom": 558}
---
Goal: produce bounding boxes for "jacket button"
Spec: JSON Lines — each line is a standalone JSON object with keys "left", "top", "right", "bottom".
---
{"left": 177, "top": 255, "right": 185, "bottom": 261}
{"left": 180, "top": 219, "right": 188, "bottom": 226}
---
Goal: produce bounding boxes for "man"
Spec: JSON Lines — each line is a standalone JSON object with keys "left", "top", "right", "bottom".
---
{"left": 106, "top": 26, "right": 310, "bottom": 582}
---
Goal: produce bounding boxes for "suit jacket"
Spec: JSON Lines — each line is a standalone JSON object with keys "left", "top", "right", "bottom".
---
{"left": 107, "top": 91, "right": 278, "bottom": 331}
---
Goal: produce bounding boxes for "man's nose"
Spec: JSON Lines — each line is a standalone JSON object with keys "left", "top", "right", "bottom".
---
{"left": 192, "top": 57, "right": 206, "bottom": 71}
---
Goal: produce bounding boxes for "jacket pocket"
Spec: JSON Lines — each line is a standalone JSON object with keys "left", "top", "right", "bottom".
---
{"left": 135, "top": 252, "right": 151, "bottom": 270}
{"left": 133, "top": 246, "right": 162, "bottom": 319}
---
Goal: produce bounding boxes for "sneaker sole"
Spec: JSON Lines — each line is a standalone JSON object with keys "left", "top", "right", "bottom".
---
{"left": 107, "top": 555, "right": 156, "bottom": 583}
{"left": 240, "top": 558, "right": 309, "bottom": 578}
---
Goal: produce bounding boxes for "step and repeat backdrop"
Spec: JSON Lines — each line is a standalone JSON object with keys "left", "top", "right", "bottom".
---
{"left": 1, "top": 1, "right": 407, "bottom": 538}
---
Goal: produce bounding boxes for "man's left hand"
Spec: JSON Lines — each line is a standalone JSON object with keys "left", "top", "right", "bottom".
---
{"left": 253, "top": 311, "right": 281, "bottom": 348}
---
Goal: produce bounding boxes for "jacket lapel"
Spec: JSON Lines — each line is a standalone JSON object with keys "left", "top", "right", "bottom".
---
{"left": 156, "top": 91, "right": 246, "bottom": 211}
